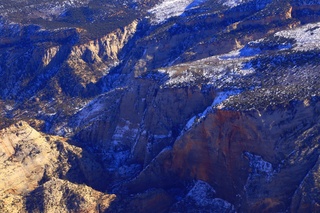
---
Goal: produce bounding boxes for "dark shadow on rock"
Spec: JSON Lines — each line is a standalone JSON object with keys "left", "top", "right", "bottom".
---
{"left": 25, "top": 185, "right": 45, "bottom": 213}
{"left": 18, "top": 42, "right": 75, "bottom": 102}
{"left": 84, "top": 19, "right": 152, "bottom": 98}
{"left": 53, "top": 139, "right": 110, "bottom": 192}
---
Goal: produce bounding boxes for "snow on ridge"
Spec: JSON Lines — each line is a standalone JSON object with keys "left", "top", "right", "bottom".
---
{"left": 275, "top": 22, "right": 320, "bottom": 51}
{"left": 220, "top": 0, "right": 244, "bottom": 8}
{"left": 180, "top": 89, "right": 242, "bottom": 136}
{"left": 186, "top": 0, "right": 207, "bottom": 9}
{"left": 148, "top": 0, "right": 207, "bottom": 24}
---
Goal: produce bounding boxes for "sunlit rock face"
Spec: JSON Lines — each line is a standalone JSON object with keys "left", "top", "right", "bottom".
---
{"left": 0, "top": 121, "right": 115, "bottom": 212}
{"left": 0, "top": 0, "right": 319, "bottom": 212}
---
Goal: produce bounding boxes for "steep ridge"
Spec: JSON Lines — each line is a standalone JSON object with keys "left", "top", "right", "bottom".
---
{"left": 0, "top": 18, "right": 140, "bottom": 136}
{"left": 0, "top": 18, "right": 138, "bottom": 98}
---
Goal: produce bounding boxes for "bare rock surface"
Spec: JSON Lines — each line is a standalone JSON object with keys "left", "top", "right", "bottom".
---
{"left": 0, "top": 121, "right": 115, "bottom": 212}
{"left": 0, "top": 0, "right": 320, "bottom": 212}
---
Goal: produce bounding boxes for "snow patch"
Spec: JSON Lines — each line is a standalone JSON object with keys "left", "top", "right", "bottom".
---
{"left": 73, "top": 97, "right": 105, "bottom": 126}
{"left": 112, "top": 120, "right": 139, "bottom": 145}
{"left": 200, "top": 89, "right": 242, "bottom": 116}
{"left": 220, "top": 0, "right": 244, "bottom": 8}
{"left": 160, "top": 50, "right": 258, "bottom": 89}
{"left": 185, "top": 116, "right": 197, "bottom": 130}
{"left": 180, "top": 89, "right": 242, "bottom": 136}
{"left": 186, "top": 180, "right": 216, "bottom": 206}
{"left": 105, "top": 150, "right": 130, "bottom": 172}
{"left": 244, "top": 152, "right": 276, "bottom": 182}
{"left": 213, "top": 90, "right": 242, "bottom": 107}
{"left": 186, "top": 0, "right": 208, "bottom": 9}
{"left": 154, "top": 131, "right": 172, "bottom": 139}
{"left": 5, "top": 105, "right": 13, "bottom": 111}
{"left": 175, "top": 180, "right": 235, "bottom": 211}
{"left": 275, "top": 22, "right": 320, "bottom": 51}
{"left": 148, "top": 0, "right": 207, "bottom": 24}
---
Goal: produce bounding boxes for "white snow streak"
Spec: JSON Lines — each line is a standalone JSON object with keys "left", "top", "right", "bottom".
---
{"left": 220, "top": 0, "right": 244, "bottom": 8}
{"left": 181, "top": 89, "right": 242, "bottom": 135}
{"left": 148, "top": 0, "right": 207, "bottom": 24}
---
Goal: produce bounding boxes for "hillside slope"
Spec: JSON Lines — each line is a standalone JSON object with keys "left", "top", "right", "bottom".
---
{"left": 0, "top": 0, "right": 319, "bottom": 212}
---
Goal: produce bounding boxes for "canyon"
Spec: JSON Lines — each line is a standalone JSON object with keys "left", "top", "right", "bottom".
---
{"left": 0, "top": 0, "right": 319, "bottom": 212}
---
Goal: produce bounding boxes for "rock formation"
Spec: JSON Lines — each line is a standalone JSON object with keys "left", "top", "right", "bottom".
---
{"left": 0, "top": 121, "right": 115, "bottom": 212}
{"left": 0, "top": 0, "right": 319, "bottom": 212}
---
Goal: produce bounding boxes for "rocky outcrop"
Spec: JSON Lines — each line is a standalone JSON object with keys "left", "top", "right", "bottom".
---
{"left": 123, "top": 99, "right": 319, "bottom": 212}
{"left": 0, "top": 178, "right": 116, "bottom": 213}
{"left": 65, "top": 20, "right": 139, "bottom": 86}
{"left": 25, "top": 178, "right": 116, "bottom": 213}
{"left": 0, "top": 0, "right": 320, "bottom": 212}
{"left": 0, "top": 18, "right": 138, "bottom": 98}
{"left": 169, "top": 180, "right": 235, "bottom": 213}
{"left": 0, "top": 121, "right": 114, "bottom": 212}
{"left": 1, "top": 120, "right": 110, "bottom": 190}
{"left": 70, "top": 80, "right": 216, "bottom": 187}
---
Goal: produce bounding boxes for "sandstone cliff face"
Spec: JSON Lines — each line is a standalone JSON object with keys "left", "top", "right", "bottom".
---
{"left": 70, "top": 79, "right": 216, "bottom": 187}
{"left": 122, "top": 100, "right": 319, "bottom": 212}
{"left": 0, "top": 18, "right": 138, "bottom": 99}
{"left": 0, "top": 121, "right": 115, "bottom": 212}
{"left": 0, "top": 18, "right": 139, "bottom": 137}
{"left": 65, "top": 20, "right": 138, "bottom": 87}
